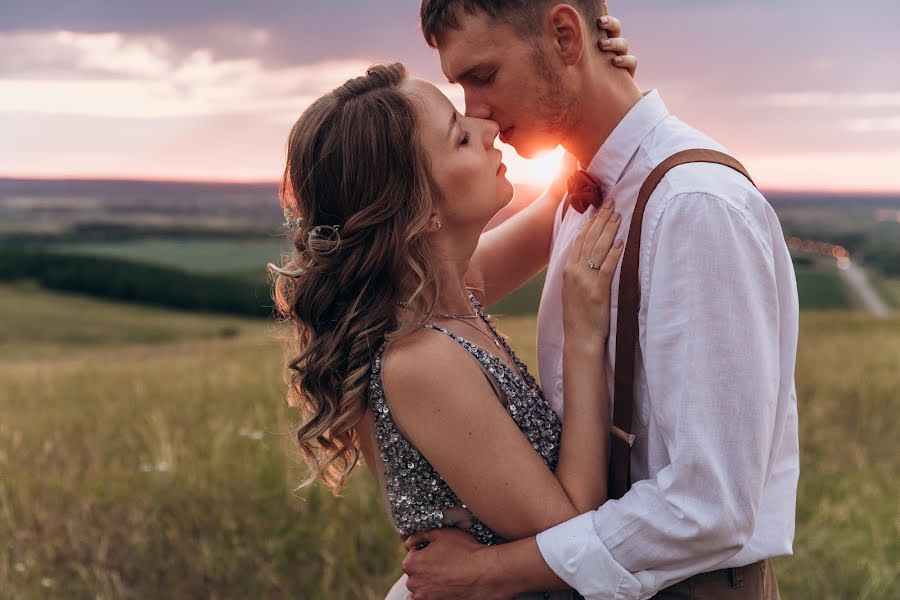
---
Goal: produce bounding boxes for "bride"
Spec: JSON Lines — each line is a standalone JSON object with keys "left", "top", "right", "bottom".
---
{"left": 269, "top": 19, "right": 636, "bottom": 599}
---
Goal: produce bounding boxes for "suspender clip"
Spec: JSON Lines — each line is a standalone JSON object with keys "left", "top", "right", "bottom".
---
{"left": 611, "top": 426, "right": 635, "bottom": 447}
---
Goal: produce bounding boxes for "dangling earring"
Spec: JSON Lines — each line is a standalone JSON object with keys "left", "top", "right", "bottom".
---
{"left": 436, "top": 220, "right": 443, "bottom": 230}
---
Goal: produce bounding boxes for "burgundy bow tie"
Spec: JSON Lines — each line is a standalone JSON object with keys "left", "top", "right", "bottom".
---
{"left": 566, "top": 169, "right": 603, "bottom": 214}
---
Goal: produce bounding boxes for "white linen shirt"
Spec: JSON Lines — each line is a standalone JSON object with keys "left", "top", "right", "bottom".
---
{"left": 534, "top": 90, "right": 800, "bottom": 599}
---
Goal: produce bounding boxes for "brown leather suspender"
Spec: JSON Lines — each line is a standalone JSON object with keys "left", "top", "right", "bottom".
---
{"left": 608, "top": 149, "right": 757, "bottom": 499}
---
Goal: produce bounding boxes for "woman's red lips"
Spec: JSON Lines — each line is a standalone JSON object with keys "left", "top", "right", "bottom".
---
{"left": 497, "top": 161, "right": 507, "bottom": 176}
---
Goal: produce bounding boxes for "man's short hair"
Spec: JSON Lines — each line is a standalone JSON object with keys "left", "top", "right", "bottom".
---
{"left": 421, "top": 0, "right": 601, "bottom": 48}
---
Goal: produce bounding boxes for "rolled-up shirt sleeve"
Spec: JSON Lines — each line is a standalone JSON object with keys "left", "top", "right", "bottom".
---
{"left": 537, "top": 191, "right": 782, "bottom": 599}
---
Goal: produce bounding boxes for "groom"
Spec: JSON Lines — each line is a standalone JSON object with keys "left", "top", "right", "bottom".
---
{"left": 402, "top": 1, "right": 800, "bottom": 599}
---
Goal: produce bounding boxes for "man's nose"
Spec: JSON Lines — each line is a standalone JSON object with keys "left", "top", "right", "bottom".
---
{"left": 481, "top": 119, "right": 500, "bottom": 146}
{"left": 463, "top": 90, "right": 491, "bottom": 120}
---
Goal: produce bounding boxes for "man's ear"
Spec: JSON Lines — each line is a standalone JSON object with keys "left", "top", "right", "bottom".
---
{"left": 547, "top": 4, "right": 584, "bottom": 66}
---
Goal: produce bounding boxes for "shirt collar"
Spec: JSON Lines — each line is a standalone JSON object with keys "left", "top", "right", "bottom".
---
{"left": 585, "top": 90, "right": 669, "bottom": 198}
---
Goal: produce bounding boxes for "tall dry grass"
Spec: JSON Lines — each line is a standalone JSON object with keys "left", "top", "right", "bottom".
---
{"left": 0, "top": 284, "right": 896, "bottom": 598}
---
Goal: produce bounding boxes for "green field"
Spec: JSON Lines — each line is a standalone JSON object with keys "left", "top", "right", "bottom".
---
{"left": 0, "top": 281, "right": 257, "bottom": 359}
{"left": 793, "top": 266, "right": 853, "bottom": 310}
{"left": 48, "top": 239, "right": 289, "bottom": 281}
{"left": 1, "top": 284, "right": 897, "bottom": 599}
{"left": 491, "top": 263, "right": 856, "bottom": 317}
{"left": 872, "top": 275, "right": 900, "bottom": 309}
{"left": 39, "top": 239, "right": 863, "bottom": 313}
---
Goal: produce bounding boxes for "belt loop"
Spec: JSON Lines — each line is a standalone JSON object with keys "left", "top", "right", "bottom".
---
{"left": 727, "top": 566, "right": 745, "bottom": 589}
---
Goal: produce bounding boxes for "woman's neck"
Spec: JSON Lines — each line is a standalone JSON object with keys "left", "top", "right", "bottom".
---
{"left": 431, "top": 255, "right": 475, "bottom": 316}
{"left": 427, "top": 221, "right": 483, "bottom": 316}
{"left": 395, "top": 243, "right": 477, "bottom": 324}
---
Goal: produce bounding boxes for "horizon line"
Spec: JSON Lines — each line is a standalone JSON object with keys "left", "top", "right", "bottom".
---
{"left": 2, "top": 173, "right": 900, "bottom": 197}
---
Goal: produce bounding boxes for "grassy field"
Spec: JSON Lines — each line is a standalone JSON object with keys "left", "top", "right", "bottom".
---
{"left": 1, "top": 284, "right": 897, "bottom": 599}
{"left": 0, "top": 281, "right": 256, "bottom": 359}
{"left": 491, "top": 262, "right": 855, "bottom": 317}
{"left": 47, "top": 239, "right": 289, "bottom": 282}
{"left": 40, "top": 239, "right": 860, "bottom": 313}
{"left": 793, "top": 266, "right": 854, "bottom": 310}
{"left": 872, "top": 275, "right": 900, "bottom": 309}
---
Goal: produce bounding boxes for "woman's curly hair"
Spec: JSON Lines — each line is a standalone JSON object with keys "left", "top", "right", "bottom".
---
{"left": 269, "top": 63, "right": 444, "bottom": 493}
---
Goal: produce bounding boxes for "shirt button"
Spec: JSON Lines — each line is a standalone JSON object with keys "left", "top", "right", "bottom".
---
{"left": 556, "top": 382, "right": 564, "bottom": 392}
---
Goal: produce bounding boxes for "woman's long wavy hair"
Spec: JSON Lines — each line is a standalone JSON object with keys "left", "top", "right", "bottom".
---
{"left": 269, "top": 63, "right": 443, "bottom": 493}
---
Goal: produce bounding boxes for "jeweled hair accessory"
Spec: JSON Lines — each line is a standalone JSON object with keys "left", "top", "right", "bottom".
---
{"left": 306, "top": 224, "right": 342, "bottom": 255}
{"left": 283, "top": 207, "right": 304, "bottom": 228}
{"left": 284, "top": 208, "right": 342, "bottom": 254}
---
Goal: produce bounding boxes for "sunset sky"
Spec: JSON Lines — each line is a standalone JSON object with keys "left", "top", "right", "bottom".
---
{"left": 1, "top": 1, "right": 898, "bottom": 192}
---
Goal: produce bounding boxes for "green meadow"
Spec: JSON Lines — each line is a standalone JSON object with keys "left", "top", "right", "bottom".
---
{"left": 873, "top": 276, "right": 900, "bottom": 309}
{"left": 1, "top": 281, "right": 897, "bottom": 599}
{"left": 43, "top": 237, "right": 885, "bottom": 312}
{"left": 48, "top": 239, "right": 290, "bottom": 283}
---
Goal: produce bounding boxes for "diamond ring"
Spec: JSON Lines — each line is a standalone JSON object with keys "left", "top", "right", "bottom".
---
{"left": 587, "top": 259, "right": 603, "bottom": 270}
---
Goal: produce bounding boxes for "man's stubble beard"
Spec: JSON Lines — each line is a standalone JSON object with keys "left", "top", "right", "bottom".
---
{"left": 531, "top": 47, "right": 580, "bottom": 150}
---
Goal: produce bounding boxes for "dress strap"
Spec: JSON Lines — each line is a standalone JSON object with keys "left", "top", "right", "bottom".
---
{"left": 465, "top": 291, "right": 533, "bottom": 386}
{"left": 422, "top": 324, "right": 510, "bottom": 405}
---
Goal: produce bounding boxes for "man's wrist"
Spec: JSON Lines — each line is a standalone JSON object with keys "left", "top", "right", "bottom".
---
{"left": 478, "top": 538, "right": 570, "bottom": 597}
{"left": 474, "top": 545, "right": 520, "bottom": 597}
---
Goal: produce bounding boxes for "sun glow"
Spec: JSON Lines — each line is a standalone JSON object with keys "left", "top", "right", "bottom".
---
{"left": 437, "top": 85, "right": 569, "bottom": 189}
{"left": 501, "top": 144, "right": 567, "bottom": 188}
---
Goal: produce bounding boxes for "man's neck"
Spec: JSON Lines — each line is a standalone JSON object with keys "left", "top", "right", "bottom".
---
{"left": 562, "top": 70, "right": 643, "bottom": 167}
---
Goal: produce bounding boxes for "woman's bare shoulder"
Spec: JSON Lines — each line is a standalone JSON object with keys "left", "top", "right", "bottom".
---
{"left": 382, "top": 328, "right": 462, "bottom": 384}
{"left": 380, "top": 327, "right": 486, "bottom": 413}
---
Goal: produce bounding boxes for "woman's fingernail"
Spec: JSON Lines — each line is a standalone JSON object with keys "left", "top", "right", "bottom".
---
{"left": 611, "top": 212, "right": 621, "bottom": 222}
{"left": 614, "top": 56, "right": 624, "bottom": 64}
{"left": 601, "top": 16, "right": 609, "bottom": 25}
{"left": 614, "top": 239, "right": 624, "bottom": 249}
{"left": 602, "top": 198, "right": 614, "bottom": 209}
{"left": 601, "top": 39, "right": 611, "bottom": 48}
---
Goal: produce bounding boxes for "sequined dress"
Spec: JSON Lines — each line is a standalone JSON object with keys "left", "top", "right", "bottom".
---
{"left": 370, "top": 292, "right": 578, "bottom": 600}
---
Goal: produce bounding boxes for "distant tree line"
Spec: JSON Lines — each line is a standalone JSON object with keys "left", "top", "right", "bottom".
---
{"left": 0, "top": 223, "right": 279, "bottom": 244}
{"left": 0, "top": 246, "right": 272, "bottom": 317}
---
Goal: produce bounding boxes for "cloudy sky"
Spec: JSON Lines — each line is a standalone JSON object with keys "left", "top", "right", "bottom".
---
{"left": 1, "top": 0, "right": 898, "bottom": 192}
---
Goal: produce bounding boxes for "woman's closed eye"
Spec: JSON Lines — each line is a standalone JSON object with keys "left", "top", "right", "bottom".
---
{"left": 460, "top": 130, "right": 471, "bottom": 146}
